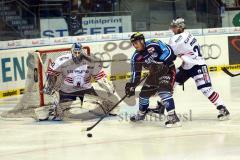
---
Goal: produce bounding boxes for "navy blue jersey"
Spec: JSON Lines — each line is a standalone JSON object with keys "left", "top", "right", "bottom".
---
{"left": 130, "top": 39, "right": 176, "bottom": 84}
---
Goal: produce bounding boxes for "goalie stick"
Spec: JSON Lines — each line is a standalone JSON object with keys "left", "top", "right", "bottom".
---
{"left": 222, "top": 67, "right": 240, "bottom": 77}
{"left": 83, "top": 74, "right": 149, "bottom": 132}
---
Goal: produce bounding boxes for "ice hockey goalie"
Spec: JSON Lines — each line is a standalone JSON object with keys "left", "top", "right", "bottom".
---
{"left": 35, "top": 42, "right": 116, "bottom": 121}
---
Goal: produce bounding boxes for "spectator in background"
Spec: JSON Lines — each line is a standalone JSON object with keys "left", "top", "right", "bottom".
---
{"left": 105, "top": 0, "right": 113, "bottom": 12}
{"left": 207, "top": 0, "right": 224, "bottom": 28}
{"left": 186, "top": 0, "right": 224, "bottom": 28}
{"left": 71, "top": 0, "right": 79, "bottom": 13}
{"left": 93, "top": 0, "right": 105, "bottom": 12}
{"left": 68, "top": 12, "right": 83, "bottom": 36}
{"left": 93, "top": 0, "right": 115, "bottom": 12}
{"left": 235, "top": 0, "right": 240, "bottom": 6}
{"left": 81, "top": 0, "right": 93, "bottom": 12}
{"left": 72, "top": 0, "right": 117, "bottom": 13}
{"left": 68, "top": 0, "right": 83, "bottom": 36}
{"left": 186, "top": 0, "right": 208, "bottom": 24}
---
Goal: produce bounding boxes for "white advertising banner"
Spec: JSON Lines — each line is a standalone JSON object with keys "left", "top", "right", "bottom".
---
{"left": 2, "top": 27, "right": 240, "bottom": 50}
{"left": 40, "top": 18, "right": 69, "bottom": 38}
{"left": 81, "top": 16, "right": 132, "bottom": 35}
{"left": 222, "top": 11, "right": 240, "bottom": 27}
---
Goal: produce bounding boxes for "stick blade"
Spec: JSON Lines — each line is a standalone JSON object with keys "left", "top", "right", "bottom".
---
{"left": 86, "top": 125, "right": 95, "bottom": 131}
{"left": 81, "top": 127, "right": 88, "bottom": 132}
{"left": 222, "top": 67, "right": 235, "bottom": 77}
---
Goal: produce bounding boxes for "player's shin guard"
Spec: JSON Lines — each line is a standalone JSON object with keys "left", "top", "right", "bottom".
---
{"left": 130, "top": 97, "right": 149, "bottom": 122}
{"left": 201, "top": 87, "right": 224, "bottom": 106}
{"left": 159, "top": 92, "right": 175, "bottom": 112}
{"left": 208, "top": 91, "right": 224, "bottom": 107}
{"left": 139, "top": 97, "right": 149, "bottom": 112}
{"left": 159, "top": 92, "right": 181, "bottom": 127}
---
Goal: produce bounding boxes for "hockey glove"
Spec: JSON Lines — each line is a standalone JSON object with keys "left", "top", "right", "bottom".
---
{"left": 125, "top": 82, "right": 136, "bottom": 97}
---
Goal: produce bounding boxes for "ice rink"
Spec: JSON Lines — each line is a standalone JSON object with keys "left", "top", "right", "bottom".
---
{"left": 0, "top": 72, "right": 240, "bottom": 160}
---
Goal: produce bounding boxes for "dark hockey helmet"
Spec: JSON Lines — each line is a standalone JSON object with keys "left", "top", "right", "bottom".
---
{"left": 130, "top": 32, "right": 145, "bottom": 43}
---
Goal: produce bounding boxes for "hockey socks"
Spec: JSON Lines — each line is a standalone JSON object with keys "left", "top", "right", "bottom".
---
{"left": 158, "top": 92, "right": 175, "bottom": 112}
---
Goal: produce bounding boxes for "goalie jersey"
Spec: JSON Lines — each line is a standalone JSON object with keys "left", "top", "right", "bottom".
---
{"left": 169, "top": 31, "right": 206, "bottom": 70}
{"left": 47, "top": 53, "right": 105, "bottom": 93}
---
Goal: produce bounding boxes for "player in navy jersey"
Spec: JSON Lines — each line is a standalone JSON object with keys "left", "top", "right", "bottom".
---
{"left": 125, "top": 32, "right": 181, "bottom": 127}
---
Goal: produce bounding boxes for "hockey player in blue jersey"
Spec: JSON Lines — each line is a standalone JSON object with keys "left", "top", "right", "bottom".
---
{"left": 125, "top": 32, "right": 181, "bottom": 127}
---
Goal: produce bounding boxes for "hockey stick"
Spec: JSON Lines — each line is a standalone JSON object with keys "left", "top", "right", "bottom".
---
{"left": 83, "top": 74, "right": 149, "bottom": 132}
{"left": 222, "top": 67, "right": 240, "bottom": 77}
{"left": 94, "top": 59, "right": 131, "bottom": 62}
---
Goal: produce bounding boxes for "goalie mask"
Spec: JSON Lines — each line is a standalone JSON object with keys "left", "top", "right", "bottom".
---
{"left": 71, "top": 43, "right": 85, "bottom": 64}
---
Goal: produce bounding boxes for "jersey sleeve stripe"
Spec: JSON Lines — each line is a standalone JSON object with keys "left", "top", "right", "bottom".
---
{"left": 93, "top": 71, "right": 106, "bottom": 80}
{"left": 95, "top": 73, "right": 105, "bottom": 79}
{"left": 130, "top": 52, "right": 138, "bottom": 83}
{"left": 159, "top": 45, "right": 172, "bottom": 61}
{"left": 94, "top": 75, "right": 105, "bottom": 80}
{"left": 93, "top": 70, "right": 105, "bottom": 77}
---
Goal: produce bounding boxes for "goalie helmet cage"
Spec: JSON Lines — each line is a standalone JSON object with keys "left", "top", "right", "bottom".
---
{"left": 0, "top": 46, "right": 90, "bottom": 119}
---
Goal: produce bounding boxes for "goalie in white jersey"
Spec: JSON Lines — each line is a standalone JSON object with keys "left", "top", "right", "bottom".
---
{"left": 36, "top": 43, "right": 114, "bottom": 121}
{"left": 168, "top": 17, "right": 230, "bottom": 120}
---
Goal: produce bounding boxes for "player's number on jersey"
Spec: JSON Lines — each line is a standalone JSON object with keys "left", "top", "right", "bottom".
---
{"left": 193, "top": 45, "right": 202, "bottom": 57}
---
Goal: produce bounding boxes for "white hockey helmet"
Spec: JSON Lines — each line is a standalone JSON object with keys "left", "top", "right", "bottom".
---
{"left": 71, "top": 42, "right": 85, "bottom": 63}
{"left": 170, "top": 17, "right": 186, "bottom": 29}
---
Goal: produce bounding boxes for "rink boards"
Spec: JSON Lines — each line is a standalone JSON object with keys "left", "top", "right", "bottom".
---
{"left": 0, "top": 29, "right": 240, "bottom": 98}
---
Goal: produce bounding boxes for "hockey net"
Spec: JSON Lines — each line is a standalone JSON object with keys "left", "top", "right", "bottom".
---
{"left": 0, "top": 46, "right": 106, "bottom": 120}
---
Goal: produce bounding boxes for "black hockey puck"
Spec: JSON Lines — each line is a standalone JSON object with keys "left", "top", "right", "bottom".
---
{"left": 87, "top": 133, "right": 92, "bottom": 138}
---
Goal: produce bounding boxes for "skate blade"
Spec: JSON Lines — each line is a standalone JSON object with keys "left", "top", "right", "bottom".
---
{"left": 165, "top": 122, "right": 182, "bottom": 128}
{"left": 218, "top": 115, "right": 230, "bottom": 121}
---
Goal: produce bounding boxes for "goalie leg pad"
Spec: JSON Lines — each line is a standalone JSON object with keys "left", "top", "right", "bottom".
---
{"left": 65, "top": 94, "right": 116, "bottom": 121}
{"left": 34, "top": 106, "right": 51, "bottom": 121}
{"left": 81, "top": 94, "right": 113, "bottom": 115}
